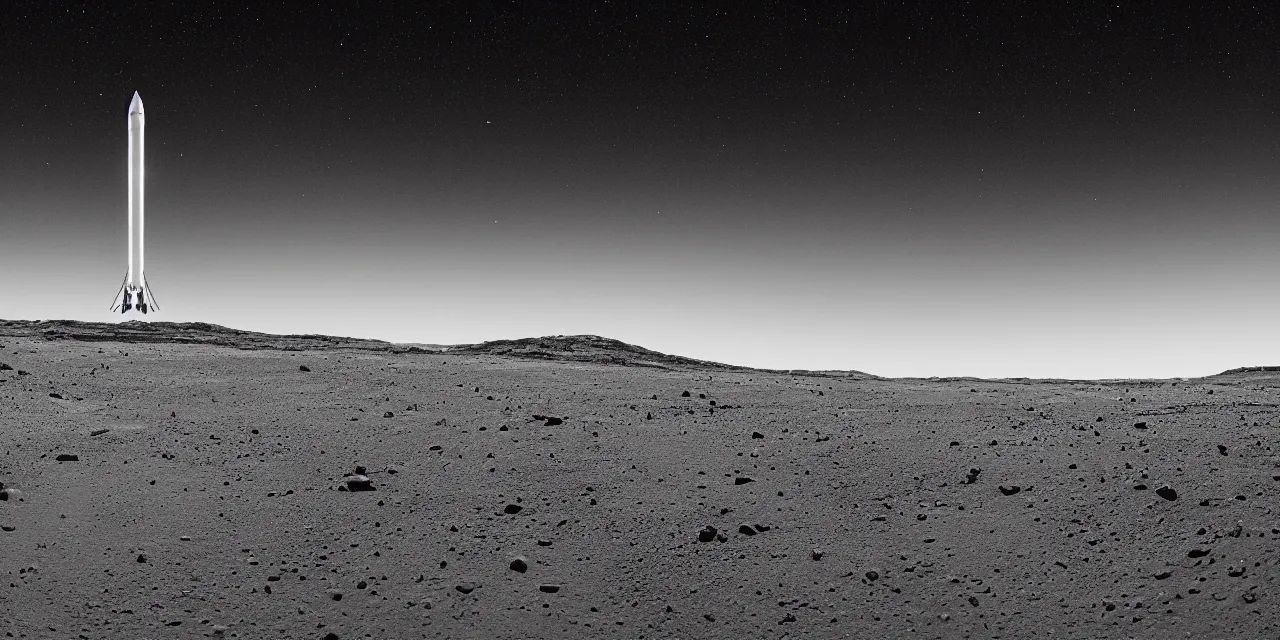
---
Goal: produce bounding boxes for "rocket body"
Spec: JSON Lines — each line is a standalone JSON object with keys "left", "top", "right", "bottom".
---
{"left": 128, "top": 92, "right": 144, "bottom": 291}
{"left": 112, "top": 91, "right": 157, "bottom": 314}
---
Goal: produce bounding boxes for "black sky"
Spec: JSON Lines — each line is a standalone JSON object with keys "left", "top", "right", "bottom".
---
{"left": 2, "top": 2, "right": 1278, "bottom": 377}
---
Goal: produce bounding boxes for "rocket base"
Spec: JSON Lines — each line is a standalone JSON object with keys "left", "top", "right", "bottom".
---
{"left": 110, "top": 273, "right": 160, "bottom": 315}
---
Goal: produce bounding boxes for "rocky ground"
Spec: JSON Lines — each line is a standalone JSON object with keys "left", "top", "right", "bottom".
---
{"left": 0, "top": 321, "right": 1277, "bottom": 638}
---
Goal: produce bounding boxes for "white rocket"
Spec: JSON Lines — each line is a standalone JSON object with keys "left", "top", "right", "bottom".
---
{"left": 111, "top": 91, "right": 159, "bottom": 314}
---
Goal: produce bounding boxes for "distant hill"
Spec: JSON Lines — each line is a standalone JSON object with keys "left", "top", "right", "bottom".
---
{"left": 0, "top": 320, "right": 877, "bottom": 379}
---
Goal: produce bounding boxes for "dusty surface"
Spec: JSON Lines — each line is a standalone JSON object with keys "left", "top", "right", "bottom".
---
{"left": 0, "top": 322, "right": 1277, "bottom": 639}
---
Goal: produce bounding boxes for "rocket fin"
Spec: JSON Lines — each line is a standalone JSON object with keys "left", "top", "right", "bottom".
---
{"left": 109, "top": 271, "right": 129, "bottom": 313}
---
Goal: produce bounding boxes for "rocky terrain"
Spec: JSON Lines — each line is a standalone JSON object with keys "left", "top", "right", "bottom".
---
{"left": 0, "top": 321, "right": 1277, "bottom": 638}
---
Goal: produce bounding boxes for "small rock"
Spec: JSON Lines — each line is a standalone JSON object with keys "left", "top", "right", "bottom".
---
{"left": 383, "top": 411, "right": 394, "bottom": 418}
{"left": 865, "top": 570, "right": 879, "bottom": 581}
{"left": 734, "top": 477, "right": 754, "bottom": 485}
{"left": 1217, "top": 444, "right": 1228, "bottom": 456}
{"left": 538, "top": 584, "right": 560, "bottom": 593}
{"left": 136, "top": 554, "right": 147, "bottom": 563}
{"left": 1154, "top": 571, "right": 1171, "bottom": 580}
{"left": 455, "top": 583, "right": 476, "bottom": 594}
{"left": 1187, "top": 549, "right": 1210, "bottom": 558}
{"left": 510, "top": 556, "right": 528, "bottom": 573}
{"left": 698, "top": 526, "right": 718, "bottom": 543}
{"left": 998, "top": 485, "right": 1021, "bottom": 496}
{"left": 48, "top": 392, "right": 63, "bottom": 399}
{"left": 752, "top": 431, "right": 764, "bottom": 439}
{"left": 681, "top": 391, "right": 691, "bottom": 397}
{"left": 543, "top": 417, "right": 563, "bottom": 426}
{"left": 1, "top": 524, "right": 15, "bottom": 532}
{"left": 55, "top": 454, "right": 79, "bottom": 462}
{"left": 811, "top": 549, "right": 824, "bottom": 561}
{"left": 1156, "top": 486, "right": 1178, "bottom": 501}
{"left": 504, "top": 504, "right": 523, "bottom": 515}
{"left": 299, "top": 365, "right": 311, "bottom": 372}
{"left": 90, "top": 428, "right": 109, "bottom": 436}
{"left": 738, "top": 524, "right": 757, "bottom": 536}
{"left": 1134, "top": 421, "right": 1147, "bottom": 429}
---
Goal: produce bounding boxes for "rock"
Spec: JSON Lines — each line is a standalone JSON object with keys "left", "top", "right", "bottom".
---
{"left": 681, "top": 391, "right": 691, "bottom": 397}
{"left": 537, "top": 539, "right": 552, "bottom": 546}
{"left": 734, "top": 477, "right": 754, "bottom": 485}
{"left": 0, "top": 363, "right": 10, "bottom": 370}
{"left": 1154, "top": 571, "right": 1172, "bottom": 580}
{"left": 964, "top": 468, "right": 982, "bottom": 484}
{"left": 544, "top": 417, "right": 563, "bottom": 426}
{"left": 136, "top": 554, "right": 147, "bottom": 563}
{"left": 90, "top": 428, "right": 109, "bottom": 436}
{"left": 323, "top": 633, "right": 339, "bottom": 640}
{"left": 1188, "top": 549, "right": 1210, "bottom": 558}
{"left": 504, "top": 504, "right": 523, "bottom": 515}
{"left": 383, "top": 411, "right": 394, "bottom": 418}
{"left": 752, "top": 431, "right": 764, "bottom": 439}
{"left": 344, "top": 475, "right": 375, "bottom": 492}
{"left": 55, "top": 454, "right": 79, "bottom": 462}
{"left": 865, "top": 570, "right": 879, "bottom": 581}
{"left": 510, "top": 556, "right": 528, "bottom": 573}
{"left": 1156, "top": 486, "right": 1178, "bottom": 501}
{"left": 738, "top": 524, "right": 757, "bottom": 536}
{"left": 1134, "top": 421, "right": 1148, "bottom": 429}
{"left": 1, "top": 525, "right": 15, "bottom": 532}
{"left": 998, "top": 485, "right": 1021, "bottom": 496}
{"left": 299, "top": 365, "right": 311, "bottom": 372}
{"left": 811, "top": 549, "right": 824, "bottom": 561}
{"left": 538, "top": 584, "right": 560, "bottom": 593}
{"left": 48, "top": 392, "right": 62, "bottom": 399}
{"left": 698, "top": 525, "right": 717, "bottom": 543}
{"left": 1217, "top": 444, "right": 1228, "bottom": 455}
{"left": 455, "top": 582, "right": 476, "bottom": 594}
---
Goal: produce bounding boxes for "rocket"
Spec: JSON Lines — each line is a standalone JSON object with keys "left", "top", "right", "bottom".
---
{"left": 111, "top": 91, "right": 159, "bottom": 314}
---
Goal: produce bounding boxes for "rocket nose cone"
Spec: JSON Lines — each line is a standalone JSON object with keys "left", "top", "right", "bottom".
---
{"left": 129, "top": 91, "right": 144, "bottom": 116}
